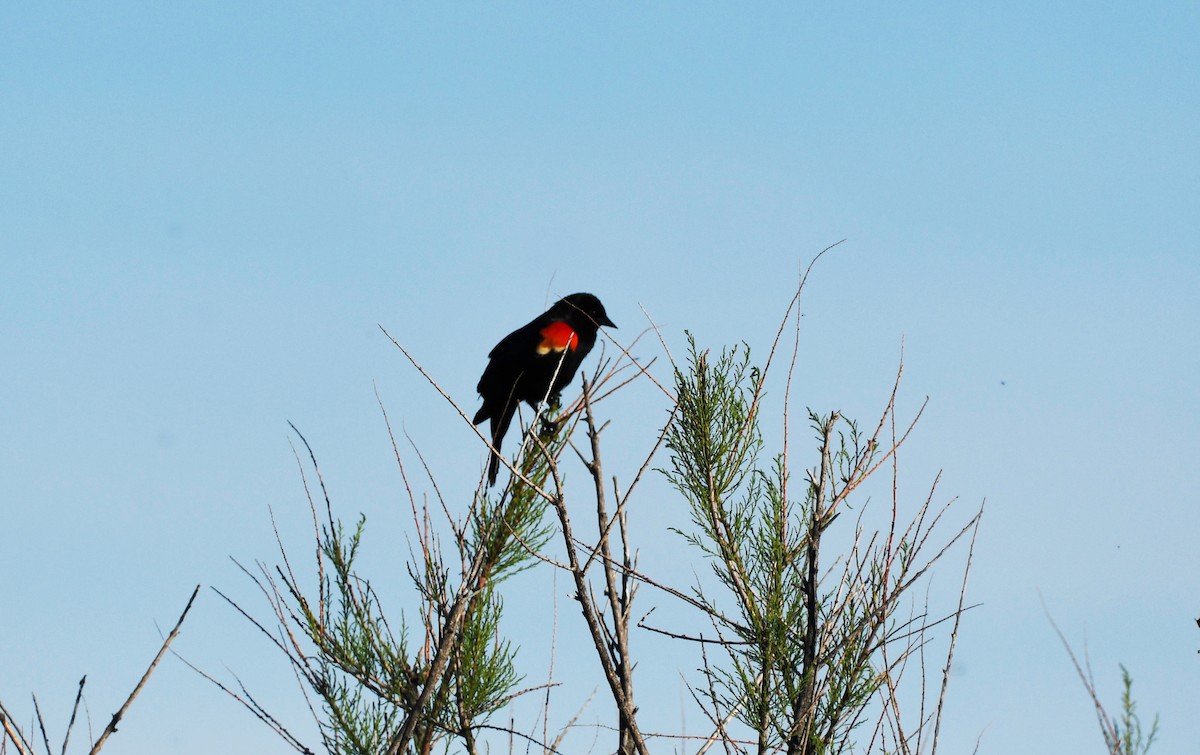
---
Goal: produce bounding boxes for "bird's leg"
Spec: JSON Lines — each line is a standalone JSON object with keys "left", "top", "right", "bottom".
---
{"left": 539, "top": 393, "right": 565, "bottom": 439}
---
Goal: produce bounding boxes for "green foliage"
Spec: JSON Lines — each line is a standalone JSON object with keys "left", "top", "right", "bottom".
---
{"left": 254, "top": 415, "right": 570, "bottom": 754}
{"left": 1111, "top": 665, "right": 1158, "bottom": 755}
{"left": 662, "top": 334, "right": 960, "bottom": 754}
{"left": 311, "top": 516, "right": 408, "bottom": 754}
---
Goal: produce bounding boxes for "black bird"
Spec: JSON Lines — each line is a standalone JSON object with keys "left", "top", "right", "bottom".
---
{"left": 473, "top": 292, "right": 616, "bottom": 486}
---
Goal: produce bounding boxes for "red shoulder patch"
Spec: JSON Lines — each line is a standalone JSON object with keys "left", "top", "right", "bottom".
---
{"left": 537, "top": 321, "right": 578, "bottom": 354}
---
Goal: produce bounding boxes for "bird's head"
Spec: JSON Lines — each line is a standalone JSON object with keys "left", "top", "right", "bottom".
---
{"left": 556, "top": 292, "right": 617, "bottom": 330}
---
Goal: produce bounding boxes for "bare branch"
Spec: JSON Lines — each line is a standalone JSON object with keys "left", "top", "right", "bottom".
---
{"left": 88, "top": 584, "right": 201, "bottom": 755}
{"left": 0, "top": 698, "right": 36, "bottom": 755}
{"left": 60, "top": 676, "right": 87, "bottom": 755}
{"left": 931, "top": 502, "right": 984, "bottom": 753}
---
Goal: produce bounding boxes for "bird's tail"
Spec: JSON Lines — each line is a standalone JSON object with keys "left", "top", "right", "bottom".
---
{"left": 486, "top": 409, "right": 514, "bottom": 487}
{"left": 487, "top": 451, "right": 501, "bottom": 486}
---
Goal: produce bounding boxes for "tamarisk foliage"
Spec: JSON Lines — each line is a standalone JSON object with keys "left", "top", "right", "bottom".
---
{"left": 663, "top": 334, "right": 979, "bottom": 754}
{"left": 213, "top": 268, "right": 1010, "bottom": 754}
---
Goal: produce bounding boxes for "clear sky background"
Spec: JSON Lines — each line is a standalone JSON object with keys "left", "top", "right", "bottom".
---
{"left": 3, "top": 3, "right": 1198, "bottom": 754}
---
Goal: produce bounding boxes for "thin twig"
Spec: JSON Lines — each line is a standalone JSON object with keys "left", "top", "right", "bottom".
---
{"left": 171, "top": 648, "right": 315, "bottom": 754}
{"left": 1044, "top": 598, "right": 1122, "bottom": 750}
{"left": 60, "top": 676, "right": 87, "bottom": 755}
{"left": 88, "top": 584, "right": 201, "bottom": 755}
{"left": 930, "top": 501, "right": 984, "bottom": 754}
{"left": 31, "top": 695, "right": 51, "bottom": 755}
{"left": 0, "top": 699, "right": 36, "bottom": 755}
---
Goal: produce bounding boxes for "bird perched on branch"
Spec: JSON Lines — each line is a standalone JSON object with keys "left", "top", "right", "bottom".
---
{"left": 473, "top": 292, "right": 616, "bottom": 486}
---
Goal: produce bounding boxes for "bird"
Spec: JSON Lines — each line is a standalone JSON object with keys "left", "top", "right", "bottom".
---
{"left": 473, "top": 292, "right": 616, "bottom": 486}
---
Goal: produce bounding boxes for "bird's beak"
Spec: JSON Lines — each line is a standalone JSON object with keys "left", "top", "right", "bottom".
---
{"left": 601, "top": 314, "right": 617, "bottom": 328}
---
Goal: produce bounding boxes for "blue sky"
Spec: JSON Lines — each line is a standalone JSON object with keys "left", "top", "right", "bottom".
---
{"left": 2, "top": 3, "right": 1198, "bottom": 753}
